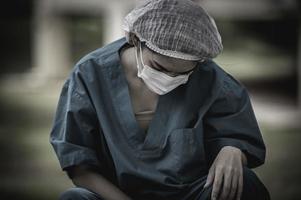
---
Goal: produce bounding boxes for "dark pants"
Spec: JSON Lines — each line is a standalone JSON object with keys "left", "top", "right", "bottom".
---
{"left": 59, "top": 166, "right": 270, "bottom": 200}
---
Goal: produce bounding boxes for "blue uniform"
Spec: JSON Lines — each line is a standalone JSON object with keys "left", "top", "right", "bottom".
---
{"left": 50, "top": 37, "right": 267, "bottom": 200}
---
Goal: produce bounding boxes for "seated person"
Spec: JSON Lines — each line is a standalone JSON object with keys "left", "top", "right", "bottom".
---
{"left": 50, "top": 0, "right": 271, "bottom": 199}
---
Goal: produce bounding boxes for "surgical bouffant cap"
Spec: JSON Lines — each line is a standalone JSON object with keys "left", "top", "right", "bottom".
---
{"left": 122, "top": 0, "right": 223, "bottom": 61}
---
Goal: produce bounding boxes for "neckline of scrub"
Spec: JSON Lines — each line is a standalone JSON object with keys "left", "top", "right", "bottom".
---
{"left": 110, "top": 37, "right": 171, "bottom": 157}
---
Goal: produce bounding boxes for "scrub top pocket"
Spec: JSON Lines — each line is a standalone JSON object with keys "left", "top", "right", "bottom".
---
{"left": 167, "top": 128, "right": 207, "bottom": 183}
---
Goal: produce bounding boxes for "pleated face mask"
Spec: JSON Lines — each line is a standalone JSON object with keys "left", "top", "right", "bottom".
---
{"left": 135, "top": 42, "right": 193, "bottom": 95}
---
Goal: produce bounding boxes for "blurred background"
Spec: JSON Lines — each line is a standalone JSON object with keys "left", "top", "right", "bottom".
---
{"left": 0, "top": 0, "right": 300, "bottom": 199}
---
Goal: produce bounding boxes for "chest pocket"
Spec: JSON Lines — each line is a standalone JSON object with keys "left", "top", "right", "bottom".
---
{"left": 166, "top": 128, "right": 207, "bottom": 183}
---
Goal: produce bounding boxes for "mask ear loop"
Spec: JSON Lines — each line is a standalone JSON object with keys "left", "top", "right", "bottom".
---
{"left": 134, "top": 41, "right": 143, "bottom": 76}
{"left": 139, "top": 42, "right": 147, "bottom": 68}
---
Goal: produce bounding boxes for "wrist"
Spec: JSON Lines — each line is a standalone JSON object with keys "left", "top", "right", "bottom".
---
{"left": 221, "top": 146, "right": 248, "bottom": 166}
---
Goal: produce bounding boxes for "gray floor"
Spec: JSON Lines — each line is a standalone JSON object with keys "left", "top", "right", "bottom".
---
{"left": 0, "top": 77, "right": 300, "bottom": 200}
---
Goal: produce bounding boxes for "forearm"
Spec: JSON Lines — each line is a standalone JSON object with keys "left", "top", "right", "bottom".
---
{"left": 70, "top": 165, "right": 132, "bottom": 200}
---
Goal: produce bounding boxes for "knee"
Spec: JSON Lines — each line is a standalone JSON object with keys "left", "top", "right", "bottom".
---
{"left": 59, "top": 187, "right": 97, "bottom": 200}
{"left": 241, "top": 166, "right": 271, "bottom": 200}
{"left": 242, "top": 166, "right": 265, "bottom": 187}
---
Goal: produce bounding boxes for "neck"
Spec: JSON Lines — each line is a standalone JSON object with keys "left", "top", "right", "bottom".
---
{"left": 120, "top": 45, "right": 139, "bottom": 78}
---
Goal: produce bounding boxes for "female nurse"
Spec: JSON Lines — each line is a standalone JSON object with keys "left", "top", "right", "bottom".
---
{"left": 50, "top": 0, "right": 271, "bottom": 200}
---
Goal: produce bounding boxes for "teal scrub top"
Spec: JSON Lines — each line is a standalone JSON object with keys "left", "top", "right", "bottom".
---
{"left": 50, "top": 37, "right": 266, "bottom": 200}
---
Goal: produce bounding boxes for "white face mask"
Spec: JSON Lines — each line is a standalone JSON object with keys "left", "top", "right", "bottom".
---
{"left": 135, "top": 42, "right": 193, "bottom": 95}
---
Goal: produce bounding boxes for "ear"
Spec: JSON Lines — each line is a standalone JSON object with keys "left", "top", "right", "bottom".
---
{"left": 126, "top": 32, "right": 139, "bottom": 46}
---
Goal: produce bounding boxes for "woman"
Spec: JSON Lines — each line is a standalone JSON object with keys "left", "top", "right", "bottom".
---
{"left": 50, "top": 0, "right": 271, "bottom": 200}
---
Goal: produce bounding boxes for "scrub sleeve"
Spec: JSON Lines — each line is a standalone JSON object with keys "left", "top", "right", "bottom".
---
{"left": 203, "top": 73, "right": 266, "bottom": 169}
{"left": 50, "top": 68, "right": 102, "bottom": 173}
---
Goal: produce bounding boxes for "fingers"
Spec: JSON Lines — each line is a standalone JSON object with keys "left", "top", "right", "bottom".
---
{"left": 228, "top": 173, "right": 238, "bottom": 200}
{"left": 219, "top": 167, "right": 233, "bottom": 200}
{"left": 211, "top": 166, "right": 223, "bottom": 200}
{"left": 204, "top": 167, "right": 215, "bottom": 189}
{"left": 236, "top": 167, "right": 243, "bottom": 200}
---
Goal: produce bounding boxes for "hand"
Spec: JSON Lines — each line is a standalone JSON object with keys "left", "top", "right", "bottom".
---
{"left": 203, "top": 146, "right": 245, "bottom": 200}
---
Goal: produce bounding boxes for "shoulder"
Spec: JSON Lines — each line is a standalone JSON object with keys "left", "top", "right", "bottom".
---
{"left": 198, "top": 59, "right": 248, "bottom": 102}
{"left": 62, "top": 37, "right": 128, "bottom": 91}
{"left": 71, "top": 37, "right": 128, "bottom": 75}
{"left": 199, "top": 60, "right": 252, "bottom": 116}
{"left": 206, "top": 59, "right": 246, "bottom": 90}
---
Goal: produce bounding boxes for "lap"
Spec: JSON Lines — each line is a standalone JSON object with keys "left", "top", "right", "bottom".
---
{"left": 58, "top": 167, "right": 270, "bottom": 200}
{"left": 184, "top": 166, "right": 271, "bottom": 200}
